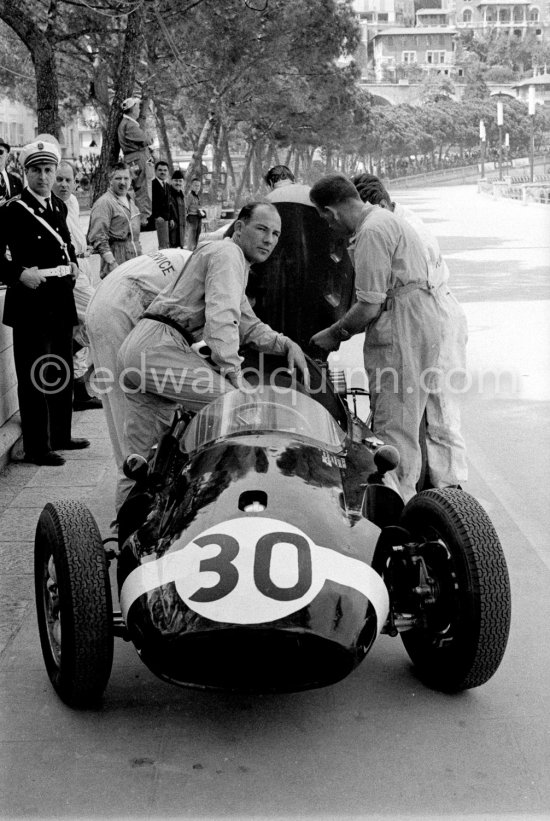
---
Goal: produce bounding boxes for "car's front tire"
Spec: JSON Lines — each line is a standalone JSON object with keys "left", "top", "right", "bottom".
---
{"left": 398, "top": 488, "right": 511, "bottom": 691}
{"left": 35, "top": 500, "right": 113, "bottom": 707}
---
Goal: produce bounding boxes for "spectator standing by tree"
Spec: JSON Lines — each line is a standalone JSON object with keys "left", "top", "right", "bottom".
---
{"left": 151, "top": 160, "right": 171, "bottom": 249}
{"left": 87, "top": 162, "right": 142, "bottom": 279}
{"left": 117, "top": 97, "right": 153, "bottom": 227}
{"left": 184, "top": 177, "right": 205, "bottom": 250}
{"left": 169, "top": 170, "right": 186, "bottom": 248}
{"left": 0, "top": 139, "right": 22, "bottom": 205}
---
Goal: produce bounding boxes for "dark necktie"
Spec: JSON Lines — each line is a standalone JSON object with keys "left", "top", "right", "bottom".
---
{"left": 45, "top": 197, "right": 52, "bottom": 214}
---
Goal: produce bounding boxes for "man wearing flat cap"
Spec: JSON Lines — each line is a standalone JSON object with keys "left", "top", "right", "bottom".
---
{"left": 0, "top": 139, "right": 90, "bottom": 465}
{"left": 117, "top": 97, "right": 153, "bottom": 226}
{"left": 0, "top": 138, "right": 23, "bottom": 206}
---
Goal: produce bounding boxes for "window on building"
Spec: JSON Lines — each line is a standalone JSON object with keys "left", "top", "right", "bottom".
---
{"left": 499, "top": 8, "right": 510, "bottom": 22}
{"left": 463, "top": 9, "right": 472, "bottom": 22}
{"left": 378, "top": 13, "right": 388, "bottom": 21}
{"left": 426, "top": 50, "right": 446, "bottom": 64}
{"left": 402, "top": 51, "right": 417, "bottom": 63}
{"left": 529, "top": 7, "right": 539, "bottom": 21}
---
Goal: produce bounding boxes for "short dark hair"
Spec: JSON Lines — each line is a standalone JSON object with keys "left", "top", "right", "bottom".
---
{"left": 309, "top": 174, "right": 359, "bottom": 209}
{"left": 236, "top": 201, "right": 279, "bottom": 223}
{"left": 155, "top": 160, "right": 169, "bottom": 170}
{"left": 264, "top": 165, "right": 295, "bottom": 187}
{"left": 110, "top": 161, "right": 130, "bottom": 175}
{"left": 352, "top": 172, "right": 391, "bottom": 206}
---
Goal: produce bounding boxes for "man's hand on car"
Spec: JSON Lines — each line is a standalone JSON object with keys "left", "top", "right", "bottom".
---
{"left": 284, "top": 338, "right": 310, "bottom": 389}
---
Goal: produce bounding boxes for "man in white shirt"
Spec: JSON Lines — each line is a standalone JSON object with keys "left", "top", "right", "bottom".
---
{"left": 53, "top": 161, "right": 101, "bottom": 410}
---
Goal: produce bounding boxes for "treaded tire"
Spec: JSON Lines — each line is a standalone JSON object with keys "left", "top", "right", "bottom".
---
{"left": 35, "top": 500, "right": 114, "bottom": 707}
{"left": 399, "top": 488, "right": 511, "bottom": 692}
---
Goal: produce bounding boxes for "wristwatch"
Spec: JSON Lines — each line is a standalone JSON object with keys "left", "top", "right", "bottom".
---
{"left": 333, "top": 324, "right": 351, "bottom": 341}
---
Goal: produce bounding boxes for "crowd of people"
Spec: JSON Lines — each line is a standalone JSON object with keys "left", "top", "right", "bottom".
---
{"left": 0, "top": 101, "right": 468, "bottom": 519}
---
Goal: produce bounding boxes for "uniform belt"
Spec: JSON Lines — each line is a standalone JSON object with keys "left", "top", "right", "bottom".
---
{"left": 143, "top": 313, "right": 195, "bottom": 345}
{"left": 142, "top": 313, "right": 215, "bottom": 366}
{"left": 39, "top": 265, "right": 72, "bottom": 278}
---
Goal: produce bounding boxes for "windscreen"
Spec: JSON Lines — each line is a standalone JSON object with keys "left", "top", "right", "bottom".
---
{"left": 183, "top": 386, "right": 346, "bottom": 453}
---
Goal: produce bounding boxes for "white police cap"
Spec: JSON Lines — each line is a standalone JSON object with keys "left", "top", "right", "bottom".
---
{"left": 20, "top": 140, "right": 61, "bottom": 169}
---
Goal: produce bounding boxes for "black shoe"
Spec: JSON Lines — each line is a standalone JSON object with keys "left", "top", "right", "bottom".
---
{"left": 52, "top": 438, "right": 90, "bottom": 450}
{"left": 73, "top": 396, "right": 103, "bottom": 411}
{"left": 23, "top": 450, "right": 66, "bottom": 466}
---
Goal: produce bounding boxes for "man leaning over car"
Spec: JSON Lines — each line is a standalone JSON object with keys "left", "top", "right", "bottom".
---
{"left": 118, "top": 201, "right": 309, "bottom": 495}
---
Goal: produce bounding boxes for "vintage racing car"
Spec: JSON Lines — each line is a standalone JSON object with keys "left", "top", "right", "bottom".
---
{"left": 34, "top": 352, "right": 511, "bottom": 707}
{"left": 34, "top": 197, "right": 511, "bottom": 707}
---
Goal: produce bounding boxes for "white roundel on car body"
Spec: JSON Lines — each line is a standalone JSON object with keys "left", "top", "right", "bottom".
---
{"left": 120, "top": 517, "right": 389, "bottom": 630}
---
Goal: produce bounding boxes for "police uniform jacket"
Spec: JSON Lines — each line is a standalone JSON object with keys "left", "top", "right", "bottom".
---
{"left": 0, "top": 188, "right": 78, "bottom": 329}
{"left": 0, "top": 170, "right": 23, "bottom": 204}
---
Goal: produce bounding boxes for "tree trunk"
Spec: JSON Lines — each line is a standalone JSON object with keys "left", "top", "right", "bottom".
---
{"left": 234, "top": 140, "right": 255, "bottom": 210}
{"left": 92, "top": 5, "right": 145, "bottom": 202}
{"left": 0, "top": 0, "right": 60, "bottom": 136}
{"left": 185, "top": 106, "right": 217, "bottom": 186}
{"left": 154, "top": 100, "right": 173, "bottom": 170}
{"left": 223, "top": 136, "right": 236, "bottom": 187}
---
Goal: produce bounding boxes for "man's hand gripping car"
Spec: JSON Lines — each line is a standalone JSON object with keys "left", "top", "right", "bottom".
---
{"left": 34, "top": 355, "right": 511, "bottom": 707}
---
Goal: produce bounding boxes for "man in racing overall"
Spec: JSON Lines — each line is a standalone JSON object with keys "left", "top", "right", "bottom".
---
{"left": 310, "top": 174, "right": 467, "bottom": 502}
{"left": 118, "top": 201, "right": 309, "bottom": 498}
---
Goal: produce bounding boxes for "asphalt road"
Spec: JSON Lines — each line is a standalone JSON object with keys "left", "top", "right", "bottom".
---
{"left": 1, "top": 185, "right": 549, "bottom": 821}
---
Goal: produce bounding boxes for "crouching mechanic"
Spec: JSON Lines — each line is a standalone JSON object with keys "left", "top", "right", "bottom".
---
{"left": 309, "top": 175, "right": 467, "bottom": 502}
{"left": 85, "top": 248, "right": 191, "bottom": 511}
{"left": 118, "top": 201, "right": 310, "bottom": 497}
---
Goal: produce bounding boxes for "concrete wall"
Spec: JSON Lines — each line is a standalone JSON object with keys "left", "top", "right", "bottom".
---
{"left": 0, "top": 289, "right": 21, "bottom": 470}
{"left": 0, "top": 290, "right": 17, "bottom": 427}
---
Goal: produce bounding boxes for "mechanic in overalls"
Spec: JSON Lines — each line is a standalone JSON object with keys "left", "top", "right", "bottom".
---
{"left": 309, "top": 174, "right": 467, "bottom": 502}
{"left": 351, "top": 172, "right": 468, "bottom": 491}
{"left": 85, "top": 248, "right": 190, "bottom": 511}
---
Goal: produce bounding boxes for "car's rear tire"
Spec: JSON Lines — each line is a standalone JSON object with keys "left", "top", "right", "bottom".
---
{"left": 399, "top": 488, "right": 511, "bottom": 691}
{"left": 34, "top": 501, "right": 113, "bottom": 707}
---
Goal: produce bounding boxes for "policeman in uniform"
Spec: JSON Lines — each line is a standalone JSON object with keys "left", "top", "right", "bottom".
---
{"left": 0, "top": 140, "right": 89, "bottom": 465}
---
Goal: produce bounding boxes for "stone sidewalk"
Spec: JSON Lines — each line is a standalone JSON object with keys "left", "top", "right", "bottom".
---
{"left": 0, "top": 407, "right": 117, "bottom": 659}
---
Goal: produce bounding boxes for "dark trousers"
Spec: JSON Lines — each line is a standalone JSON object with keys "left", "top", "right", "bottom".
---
{"left": 13, "top": 322, "right": 74, "bottom": 455}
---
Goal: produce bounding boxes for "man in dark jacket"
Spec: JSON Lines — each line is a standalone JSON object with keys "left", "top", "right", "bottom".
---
{"left": 168, "top": 169, "right": 186, "bottom": 248}
{"left": 0, "top": 140, "right": 89, "bottom": 465}
{"left": 151, "top": 160, "right": 171, "bottom": 249}
{"left": 0, "top": 138, "right": 22, "bottom": 205}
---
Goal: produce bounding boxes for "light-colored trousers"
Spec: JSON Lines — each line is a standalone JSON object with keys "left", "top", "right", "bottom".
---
{"left": 365, "top": 287, "right": 468, "bottom": 502}
{"left": 119, "top": 318, "right": 235, "bottom": 465}
{"left": 86, "top": 286, "right": 173, "bottom": 510}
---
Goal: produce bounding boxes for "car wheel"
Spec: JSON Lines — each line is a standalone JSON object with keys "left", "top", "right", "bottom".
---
{"left": 34, "top": 501, "right": 114, "bottom": 707}
{"left": 398, "top": 488, "right": 511, "bottom": 692}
